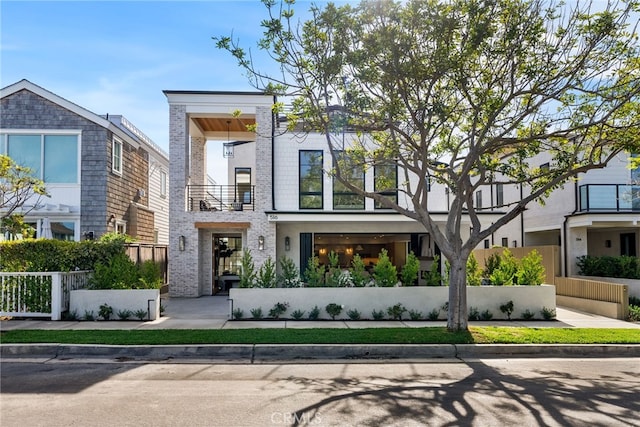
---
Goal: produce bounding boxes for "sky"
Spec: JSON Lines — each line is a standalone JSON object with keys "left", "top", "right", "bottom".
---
{"left": 0, "top": 0, "right": 321, "bottom": 183}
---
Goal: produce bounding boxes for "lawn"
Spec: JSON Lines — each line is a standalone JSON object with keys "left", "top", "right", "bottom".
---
{"left": 1, "top": 327, "right": 639, "bottom": 345}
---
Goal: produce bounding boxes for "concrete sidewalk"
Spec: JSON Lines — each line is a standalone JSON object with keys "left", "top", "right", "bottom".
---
{"left": 1, "top": 295, "right": 638, "bottom": 331}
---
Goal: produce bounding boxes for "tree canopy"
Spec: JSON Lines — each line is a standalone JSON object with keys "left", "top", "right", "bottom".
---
{"left": 216, "top": 0, "right": 640, "bottom": 330}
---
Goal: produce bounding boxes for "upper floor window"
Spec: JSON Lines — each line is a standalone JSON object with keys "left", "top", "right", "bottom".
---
{"left": 333, "top": 151, "right": 364, "bottom": 210}
{"left": 475, "top": 191, "right": 483, "bottom": 209}
{"left": 374, "top": 163, "right": 398, "bottom": 208}
{"left": 632, "top": 154, "right": 639, "bottom": 184}
{"left": 235, "top": 167, "right": 251, "bottom": 204}
{"left": 112, "top": 136, "right": 123, "bottom": 175}
{"left": 496, "top": 183, "right": 504, "bottom": 206}
{"left": 299, "top": 150, "right": 323, "bottom": 209}
{"left": 160, "top": 170, "right": 167, "bottom": 198}
{"left": 1, "top": 132, "right": 79, "bottom": 183}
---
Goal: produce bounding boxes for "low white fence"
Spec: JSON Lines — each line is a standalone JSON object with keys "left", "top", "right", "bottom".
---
{"left": 0, "top": 271, "right": 91, "bottom": 320}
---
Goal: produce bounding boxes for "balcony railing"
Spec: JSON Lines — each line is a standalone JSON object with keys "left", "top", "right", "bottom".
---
{"left": 579, "top": 184, "right": 640, "bottom": 212}
{"left": 187, "top": 185, "right": 255, "bottom": 212}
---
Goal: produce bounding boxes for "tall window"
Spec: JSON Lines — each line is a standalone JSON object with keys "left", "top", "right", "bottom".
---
{"left": 632, "top": 154, "right": 639, "bottom": 183}
{"left": 3, "top": 133, "right": 78, "bottom": 183}
{"left": 475, "top": 191, "right": 483, "bottom": 209}
{"left": 235, "top": 168, "right": 251, "bottom": 203}
{"left": 112, "top": 136, "right": 123, "bottom": 175}
{"left": 160, "top": 170, "right": 167, "bottom": 198}
{"left": 333, "top": 151, "right": 364, "bottom": 209}
{"left": 496, "top": 183, "right": 504, "bottom": 206}
{"left": 300, "top": 151, "right": 323, "bottom": 209}
{"left": 374, "top": 163, "right": 398, "bottom": 208}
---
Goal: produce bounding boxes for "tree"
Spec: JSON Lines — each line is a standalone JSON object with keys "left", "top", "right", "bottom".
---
{"left": 216, "top": 0, "right": 640, "bottom": 330}
{"left": 0, "top": 154, "right": 48, "bottom": 237}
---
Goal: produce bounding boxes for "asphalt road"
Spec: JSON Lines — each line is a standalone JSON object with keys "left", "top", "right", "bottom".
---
{"left": 1, "top": 358, "right": 639, "bottom": 427}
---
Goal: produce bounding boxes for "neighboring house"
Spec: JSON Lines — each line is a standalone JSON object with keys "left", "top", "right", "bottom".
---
{"left": 164, "top": 91, "right": 503, "bottom": 297}
{"left": 498, "top": 151, "right": 640, "bottom": 276}
{"left": 0, "top": 79, "right": 169, "bottom": 244}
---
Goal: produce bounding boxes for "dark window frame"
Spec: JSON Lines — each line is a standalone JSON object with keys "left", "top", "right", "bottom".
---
{"left": 299, "top": 150, "right": 324, "bottom": 209}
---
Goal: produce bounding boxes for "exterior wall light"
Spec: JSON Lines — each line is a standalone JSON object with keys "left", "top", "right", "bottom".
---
{"left": 284, "top": 236, "right": 291, "bottom": 251}
{"left": 258, "top": 235, "right": 265, "bottom": 251}
{"left": 179, "top": 235, "right": 186, "bottom": 251}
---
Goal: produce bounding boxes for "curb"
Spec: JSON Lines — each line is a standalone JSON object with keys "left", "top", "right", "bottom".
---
{"left": 2, "top": 343, "right": 639, "bottom": 361}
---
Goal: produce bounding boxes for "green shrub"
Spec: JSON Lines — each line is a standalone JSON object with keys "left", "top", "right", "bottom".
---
{"left": 232, "top": 308, "right": 244, "bottom": 320}
{"left": 291, "top": 309, "right": 306, "bottom": 320}
{"left": 371, "top": 309, "right": 385, "bottom": 320}
{"left": 347, "top": 309, "right": 361, "bottom": 320}
{"left": 387, "top": 303, "right": 407, "bottom": 320}
{"left": 466, "top": 253, "right": 483, "bottom": 286}
{"left": 480, "top": 309, "right": 493, "bottom": 321}
{"left": 134, "top": 309, "right": 148, "bottom": 321}
{"left": 541, "top": 306, "right": 556, "bottom": 320}
{"left": 268, "top": 302, "right": 289, "bottom": 319}
{"left": 409, "top": 309, "right": 423, "bottom": 320}
{"left": 308, "top": 305, "right": 320, "bottom": 320}
{"left": 98, "top": 303, "right": 113, "bottom": 321}
{"left": 427, "top": 308, "right": 440, "bottom": 321}
{"left": 325, "top": 303, "right": 343, "bottom": 320}
{"left": 517, "top": 250, "right": 545, "bottom": 285}
{"left": 90, "top": 252, "right": 139, "bottom": 289}
{"left": 138, "top": 260, "right": 163, "bottom": 289}
{"left": 239, "top": 249, "right": 256, "bottom": 288}
{"left": 117, "top": 309, "right": 132, "bottom": 320}
{"left": 372, "top": 249, "right": 398, "bottom": 287}
{"left": 325, "top": 251, "right": 342, "bottom": 287}
{"left": 250, "top": 307, "right": 263, "bottom": 319}
{"left": 468, "top": 307, "right": 480, "bottom": 321}
{"left": 423, "top": 255, "right": 443, "bottom": 286}
{"left": 521, "top": 309, "right": 536, "bottom": 320}
{"left": 278, "top": 256, "right": 301, "bottom": 288}
{"left": 489, "top": 249, "right": 518, "bottom": 286}
{"left": 83, "top": 310, "right": 95, "bottom": 321}
{"left": 499, "top": 300, "right": 514, "bottom": 320}
{"left": 304, "top": 256, "right": 325, "bottom": 287}
{"left": 483, "top": 252, "right": 502, "bottom": 277}
{"left": 400, "top": 252, "right": 420, "bottom": 286}
{"left": 350, "top": 254, "right": 368, "bottom": 287}
{"left": 256, "top": 257, "right": 277, "bottom": 288}
{"left": 628, "top": 305, "right": 640, "bottom": 322}
{"left": 577, "top": 255, "right": 640, "bottom": 279}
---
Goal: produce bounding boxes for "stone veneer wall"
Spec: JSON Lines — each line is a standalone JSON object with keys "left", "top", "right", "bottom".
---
{"left": 167, "top": 102, "right": 276, "bottom": 297}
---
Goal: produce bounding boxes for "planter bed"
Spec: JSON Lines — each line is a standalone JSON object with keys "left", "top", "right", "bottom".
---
{"left": 70, "top": 289, "right": 160, "bottom": 320}
{"left": 229, "top": 285, "right": 555, "bottom": 321}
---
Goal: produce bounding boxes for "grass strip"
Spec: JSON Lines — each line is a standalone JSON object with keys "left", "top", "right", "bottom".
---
{"left": 1, "top": 327, "right": 639, "bottom": 345}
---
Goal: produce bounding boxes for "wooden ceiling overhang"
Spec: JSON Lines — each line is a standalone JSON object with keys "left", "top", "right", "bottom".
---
{"left": 191, "top": 115, "right": 257, "bottom": 141}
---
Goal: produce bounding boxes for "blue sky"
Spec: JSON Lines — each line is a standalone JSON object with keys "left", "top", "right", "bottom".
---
{"left": 1, "top": 0, "right": 320, "bottom": 181}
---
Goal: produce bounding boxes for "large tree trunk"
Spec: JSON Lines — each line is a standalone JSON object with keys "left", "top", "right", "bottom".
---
{"left": 447, "top": 255, "right": 468, "bottom": 331}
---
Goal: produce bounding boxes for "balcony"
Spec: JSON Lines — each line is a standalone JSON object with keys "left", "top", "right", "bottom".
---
{"left": 579, "top": 184, "right": 640, "bottom": 212}
{"left": 187, "top": 185, "right": 255, "bottom": 212}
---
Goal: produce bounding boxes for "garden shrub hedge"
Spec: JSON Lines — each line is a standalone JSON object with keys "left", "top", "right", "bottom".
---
{"left": 577, "top": 255, "right": 640, "bottom": 279}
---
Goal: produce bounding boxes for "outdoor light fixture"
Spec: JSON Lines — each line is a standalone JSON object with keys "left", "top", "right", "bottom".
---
{"left": 258, "top": 235, "right": 265, "bottom": 251}
{"left": 179, "top": 235, "right": 186, "bottom": 251}
{"left": 284, "top": 236, "right": 291, "bottom": 251}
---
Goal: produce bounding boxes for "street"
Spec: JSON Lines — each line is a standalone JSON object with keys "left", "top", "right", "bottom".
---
{"left": 1, "top": 358, "right": 639, "bottom": 426}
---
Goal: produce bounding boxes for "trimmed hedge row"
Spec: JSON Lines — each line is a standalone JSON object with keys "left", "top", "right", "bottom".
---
{"left": 0, "top": 239, "right": 125, "bottom": 272}
{"left": 577, "top": 255, "right": 640, "bottom": 279}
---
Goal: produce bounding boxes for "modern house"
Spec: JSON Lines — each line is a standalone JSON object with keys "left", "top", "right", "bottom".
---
{"left": 0, "top": 79, "right": 169, "bottom": 244}
{"left": 164, "top": 91, "right": 505, "bottom": 297}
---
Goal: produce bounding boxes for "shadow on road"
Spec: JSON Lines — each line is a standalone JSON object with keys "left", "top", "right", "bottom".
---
{"left": 285, "top": 360, "right": 640, "bottom": 426}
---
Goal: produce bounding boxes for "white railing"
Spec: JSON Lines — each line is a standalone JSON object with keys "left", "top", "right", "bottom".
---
{"left": 0, "top": 271, "right": 91, "bottom": 320}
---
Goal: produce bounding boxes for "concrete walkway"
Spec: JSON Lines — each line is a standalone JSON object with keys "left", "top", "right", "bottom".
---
{"left": 1, "top": 295, "right": 638, "bottom": 330}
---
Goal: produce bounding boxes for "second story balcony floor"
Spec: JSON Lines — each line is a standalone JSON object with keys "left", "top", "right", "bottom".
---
{"left": 187, "top": 185, "right": 255, "bottom": 212}
{"left": 579, "top": 184, "right": 640, "bottom": 212}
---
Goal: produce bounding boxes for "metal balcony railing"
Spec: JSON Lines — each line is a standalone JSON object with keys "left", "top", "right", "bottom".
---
{"left": 187, "top": 185, "right": 255, "bottom": 212}
{"left": 578, "top": 184, "right": 640, "bottom": 212}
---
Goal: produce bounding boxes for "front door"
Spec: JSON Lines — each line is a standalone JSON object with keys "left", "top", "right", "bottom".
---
{"left": 213, "top": 235, "right": 242, "bottom": 294}
{"left": 621, "top": 233, "right": 637, "bottom": 257}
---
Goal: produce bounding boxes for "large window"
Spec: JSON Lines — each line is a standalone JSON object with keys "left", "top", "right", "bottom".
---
{"left": 333, "top": 152, "right": 364, "bottom": 209}
{"left": 160, "top": 170, "right": 167, "bottom": 198}
{"left": 374, "top": 163, "right": 398, "bottom": 208}
{"left": 2, "top": 132, "right": 79, "bottom": 183}
{"left": 496, "top": 183, "right": 504, "bottom": 206}
{"left": 299, "top": 150, "right": 323, "bottom": 209}
{"left": 112, "top": 136, "right": 123, "bottom": 175}
{"left": 235, "top": 168, "right": 251, "bottom": 204}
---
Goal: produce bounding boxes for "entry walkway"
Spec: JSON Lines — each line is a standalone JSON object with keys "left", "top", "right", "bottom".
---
{"left": 1, "top": 296, "right": 638, "bottom": 330}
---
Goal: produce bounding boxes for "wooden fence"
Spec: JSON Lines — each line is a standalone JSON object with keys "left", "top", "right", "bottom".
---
{"left": 555, "top": 276, "right": 629, "bottom": 319}
{"left": 125, "top": 243, "right": 168, "bottom": 284}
